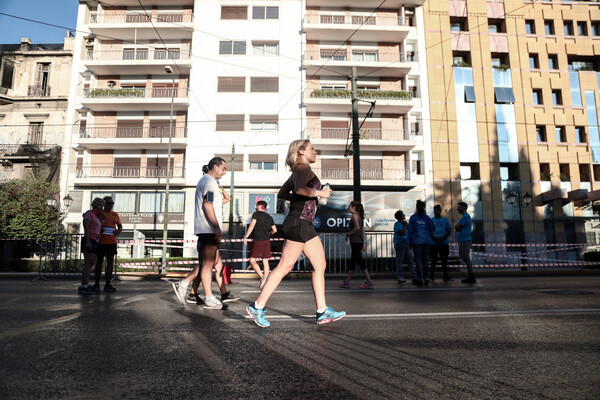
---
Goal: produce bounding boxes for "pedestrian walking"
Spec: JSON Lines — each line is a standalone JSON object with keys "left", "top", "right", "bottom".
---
{"left": 94, "top": 196, "right": 122, "bottom": 292}
{"left": 246, "top": 139, "right": 346, "bottom": 328}
{"left": 456, "top": 201, "right": 476, "bottom": 283}
{"left": 78, "top": 197, "right": 104, "bottom": 294}
{"left": 244, "top": 200, "right": 277, "bottom": 289}
{"left": 393, "top": 210, "right": 416, "bottom": 283}
{"left": 429, "top": 204, "right": 453, "bottom": 282}
{"left": 338, "top": 201, "right": 373, "bottom": 289}
{"left": 172, "top": 157, "right": 238, "bottom": 309}
{"left": 407, "top": 199, "right": 435, "bottom": 286}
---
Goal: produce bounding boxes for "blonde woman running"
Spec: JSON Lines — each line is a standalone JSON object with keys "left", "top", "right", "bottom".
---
{"left": 246, "top": 139, "right": 346, "bottom": 327}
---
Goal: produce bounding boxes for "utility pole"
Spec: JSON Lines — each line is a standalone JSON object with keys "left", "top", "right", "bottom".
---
{"left": 228, "top": 144, "right": 235, "bottom": 237}
{"left": 351, "top": 66, "right": 361, "bottom": 202}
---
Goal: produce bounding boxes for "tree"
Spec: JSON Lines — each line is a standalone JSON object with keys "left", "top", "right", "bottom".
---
{"left": 0, "top": 177, "right": 60, "bottom": 238}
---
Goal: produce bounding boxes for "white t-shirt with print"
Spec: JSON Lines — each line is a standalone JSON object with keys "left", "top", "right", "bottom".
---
{"left": 194, "top": 174, "right": 223, "bottom": 235}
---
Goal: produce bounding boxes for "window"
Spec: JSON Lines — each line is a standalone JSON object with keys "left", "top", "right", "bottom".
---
{"left": 580, "top": 164, "right": 591, "bottom": 182}
{"left": 559, "top": 164, "right": 570, "bottom": 181}
{"left": 250, "top": 77, "right": 278, "bottom": 92}
{"left": 352, "top": 51, "right": 378, "bottom": 62}
{"left": 33, "top": 63, "right": 50, "bottom": 96}
{"left": 488, "top": 19, "right": 504, "bottom": 33}
{"left": 122, "top": 48, "right": 148, "bottom": 60}
{"left": 529, "top": 53, "right": 539, "bottom": 69}
{"left": 249, "top": 155, "right": 278, "bottom": 170}
{"left": 215, "top": 154, "right": 243, "bottom": 171}
{"left": 575, "top": 126, "right": 586, "bottom": 143}
{"left": 252, "top": 6, "right": 278, "bottom": 20}
{"left": 460, "top": 163, "right": 480, "bottom": 180}
{"left": 500, "top": 163, "right": 520, "bottom": 181}
{"left": 540, "top": 163, "right": 551, "bottom": 181}
{"left": 28, "top": 122, "right": 43, "bottom": 145}
{"left": 221, "top": 6, "right": 247, "bottom": 20}
{"left": 544, "top": 20, "right": 554, "bottom": 35}
{"left": 525, "top": 20, "right": 535, "bottom": 34}
{"left": 216, "top": 115, "right": 245, "bottom": 131}
{"left": 450, "top": 17, "right": 467, "bottom": 31}
{"left": 556, "top": 126, "right": 566, "bottom": 143}
{"left": 532, "top": 89, "right": 543, "bottom": 105}
{"left": 577, "top": 21, "right": 587, "bottom": 36}
{"left": 250, "top": 115, "right": 278, "bottom": 131}
{"left": 95, "top": 192, "right": 136, "bottom": 213}
{"left": 548, "top": 54, "right": 558, "bottom": 70}
{"left": 217, "top": 77, "right": 245, "bottom": 92}
{"left": 252, "top": 42, "right": 279, "bottom": 56}
{"left": 569, "top": 59, "right": 596, "bottom": 72}
{"left": 410, "top": 121, "right": 420, "bottom": 135}
{"left": 564, "top": 21, "right": 574, "bottom": 36}
{"left": 219, "top": 41, "right": 246, "bottom": 55}
{"left": 464, "top": 86, "right": 476, "bottom": 102}
{"left": 592, "top": 21, "right": 599, "bottom": 36}
{"left": 1, "top": 58, "right": 14, "bottom": 89}
{"left": 113, "top": 158, "right": 140, "bottom": 178}
{"left": 452, "top": 52, "right": 470, "bottom": 66}
{"left": 536, "top": 126, "right": 547, "bottom": 142}
{"left": 494, "top": 87, "right": 515, "bottom": 104}
{"left": 552, "top": 90, "right": 562, "bottom": 106}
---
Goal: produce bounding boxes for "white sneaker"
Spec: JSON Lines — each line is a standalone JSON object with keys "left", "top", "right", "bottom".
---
{"left": 172, "top": 280, "right": 187, "bottom": 305}
{"left": 259, "top": 273, "right": 269, "bottom": 289}
{"left": 203, "top": 295, "right": 225, "bottom": 310}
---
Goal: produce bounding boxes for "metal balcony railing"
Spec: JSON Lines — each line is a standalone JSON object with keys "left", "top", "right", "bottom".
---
{"left": 79, "top": 126, "right": 187, "bottom": 139}
{"left": 315, "top": 168, "right": 410, "bottom": 181}
{"left": 89, "top": 12, "right": 193, "bottom": 24}
{"left": 304, "top": 14, "right": 408, "bottom": 27}
{"left": 28, "top": 85, "right": 51, "bottom": 97}
{"left": 309, "top": 88, "right": 413, "bottom": 101}
{"left": 306, "top": 127, "right": 410, "bottom": 141}
{"left": 304, "top": 50, "right": 407, "bottom": 63}
{"left": 76, "top": 166, "right": 185, "bottom": 179}
{"left": 86, "top": 49, "right": 189, "bottom": 61}
{"left": 83, "top": 87, "right": 188, "bottom": 98}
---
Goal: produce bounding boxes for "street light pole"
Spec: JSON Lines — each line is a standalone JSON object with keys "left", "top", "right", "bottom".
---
{"left": 161, "top": 65, "right": 175, "bottom": 275}
{"left": 506, "top": 191, "right": 532, "bottom": 269}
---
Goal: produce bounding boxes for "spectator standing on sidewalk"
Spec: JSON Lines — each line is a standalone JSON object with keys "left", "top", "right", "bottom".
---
{"left": 94, "top": 196, "right": 122, "bottom": 292}
{"left": 78, "top": 197, "right": 104, "bottom": 294}
{"left": 244, "top": 200, "right": 277, "bottom": 289}
{"left": 407, "top": 200, "right": 435, "bottom": 286}
{"left": 338, "top": 201, "right": 373, "bottom": 289}
{"left": 429, "top": 204, "right": 453, "bottom": 282}
{"left": 456, "top": 201, "right": 476, "bottom": 283}
{"left": 393, "top": 210, "right": 416, "bottom": 283}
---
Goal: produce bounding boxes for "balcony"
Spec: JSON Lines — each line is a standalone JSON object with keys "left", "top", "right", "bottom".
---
{"left": 304, "top": 88, "right": 416, "bottom": 113}
{"left": 78, "top": 126, "right": 188, "bottom": 149}
{"left": 81, "top": 87, "right": 190, "bottom": 111}
{"left": 84, "top": 49, "right": 192, "bottom": 75}
{"left": 306, "top": 127, "right": 418, "bottom": 151}
{"left": 303, "top": 13, "right": 410, "bottom": 41}
{"left": 306, "top": 1, "right": 425, "bottom": 8}
{"left": 27, "top": 85, "right": 51, "bottom": 97}
{"left": 303, "top": 50, "right": 411, "bottom": 77}
{"left": 74, "top": 165, "right": 186, "bottom": 186}
{"left": 88, "top": 12, "right": 194, "bottom": 40}
{"left": 312, "top": 167, "right": 415, "bottom": 186}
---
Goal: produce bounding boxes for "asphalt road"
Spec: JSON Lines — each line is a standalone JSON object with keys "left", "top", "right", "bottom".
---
{"left": 0, "top": 276, "right": 599, "bottom": 399}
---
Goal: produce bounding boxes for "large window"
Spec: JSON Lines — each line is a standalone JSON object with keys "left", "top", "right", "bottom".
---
{"left": 577, "top": 21, "right": 588, "bottom": 36}
{"left": 216, "top": 115, "right": 245, "bottom": 131}
{"left": 552, "top": 90, "right": 562, "bottom": 106}
{"left": 532, "top": 89, "right": 543, "bottom": 105}
{"left": 252, "top": 42, "right": 279, "bottom": 56}
{"left": 548, "top": 54, "right": 558, "bottom": 70}
{"left": 139, "top": 192, "right": 185, "bottom": 213}
{"left": 575, "top": 126, "right": 586, "bottom": 143}
{"left": 215, "top": 154, "right": 243, "bottom": 171}
{"left": 217, "top": 77, "right": 245, "bottom": 92}
{"left": 28, "top": 122, "right": 43, "bottom": 145}
{"left": 250, "top": 77, "right": 278, "bottom": 92}
{"left": 536, "top": 126, "right": 547, "bottom": 142}
{"left": 249, "top": 154, "right": 278, "bottom": 170}
{"left": 529, "top": 53, "right": 539, "bottom": 69}
{"left": 250, "top": 115, "right": 278, "bottom": 131}
{"left": 564, "top": 20, "right": 574, "bottom": 36}
{"left": 525, "top": 20, "right": 535, "bottom": 34}
{"left": 252, "top": 6, "right": 278, "bottom": 20}
{"left": 219, "top": 41, "right": 246, "bottom": 55}
{"left": 544, "top": 20, "right": 554, "bottom": 35}
{"left": 221, "top": 6, "right": 247, "bottom": 20}
{"left": 556, "top": 126, "right": 566, "bottom": 143}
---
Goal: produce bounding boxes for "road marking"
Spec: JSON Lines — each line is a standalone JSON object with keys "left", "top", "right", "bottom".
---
{"left": 235, "top": 308, "right": 600, "bottom": 321}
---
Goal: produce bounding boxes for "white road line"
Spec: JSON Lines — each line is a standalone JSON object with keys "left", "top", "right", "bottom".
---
{"left": 234, "top": 308, "right": 600, "bottom": 321}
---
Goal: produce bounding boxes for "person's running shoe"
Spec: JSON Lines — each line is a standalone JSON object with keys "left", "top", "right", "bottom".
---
{"left": 246, "top": 303, "right": 270, "bottom": 328}
{"left": 104, "top": 284, "right": 116, "bottom": 292}
{"left": 316, "top": 306, "right": 346, "bottom": 325}
{"left": 203, "top": 295, "right": 227, "bottom": 310}
{"left": 171, "top": 280, "right": 187, "bottom": 305}
{"left": 338, "top": 281, "right": 350, "bottom": 288}
{"left": 259, "top": 273, "right": 269, "bottom": 289}
{"left": 91, "top": 283, "right": 101, "bottom": 291}
{"left": 77, "top": 285, "right": 98, "bottom": 294}
{"left": 397, "top": 277, "right": 407, "bottom": 283}
{"left": 221, "top": 291, "right": 239, "bottom": 303}
{"left": 186, "top": 293, "right": 204, "bottom": 305}
{"left": 359, "top": 281, "right": 374, "bottom": 289}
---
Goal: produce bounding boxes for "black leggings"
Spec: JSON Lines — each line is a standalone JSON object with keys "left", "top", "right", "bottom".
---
{"left": 349, "top": 243, "right": 367, "bottom": 272}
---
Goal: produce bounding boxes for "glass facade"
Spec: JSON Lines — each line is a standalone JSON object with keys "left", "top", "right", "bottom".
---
{"left": 454, "top": 67, "right": 479, "bottom": 163}
{"left": 586, "top": 91, "right": 600, "bottom": 163}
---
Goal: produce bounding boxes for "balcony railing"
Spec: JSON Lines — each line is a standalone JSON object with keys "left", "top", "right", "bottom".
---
{"left": 76, "top": 166, "right": 185, "bottom": 179}
{"left": 83, "top": 87, "right": 188, "bottom": 98}
{"left": 1, "top": 143, "right": 59, "bottom": 156}
{"left": 86, "top": 49, "right": 190, "bottom": 61}
{"left": 305, "top": 50, "right": 406, "bottom": 63}
{"left": 317, "top": 168, "right": 410, "bottom": 181}
{"left": 89, "top": 12, "right": 193, "bottom": 24}
{"left": 305, "top": 13, "right": 408, "bottom": 26}
{"left": 307, "top": 127, "right": 410, "bottom": 141}
{"left": 79, "top": 126, "right": 187, "bottom": 139}
{"left": 28, "top": 85, "right": 51, "bottom": 97}
{"left": 309, "top": 89, "right": 413, "bottom": 100}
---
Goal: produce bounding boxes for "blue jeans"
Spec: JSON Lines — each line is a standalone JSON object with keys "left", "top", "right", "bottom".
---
{"left": 394, "top": 241, "right": 416, "bottom": 280}
{"left": 412, "top": 244, "right": 430, "bottom": 281}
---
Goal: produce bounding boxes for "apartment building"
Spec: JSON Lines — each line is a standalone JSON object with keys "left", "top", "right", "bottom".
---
{"left": 0, "top": 36, "right": 73, "bottom": 183}
{"left": 63, "top": 0, "right": 430, "bottom": 258}
{"left": 424, "top": 0, "right": 600, "bottom": 254}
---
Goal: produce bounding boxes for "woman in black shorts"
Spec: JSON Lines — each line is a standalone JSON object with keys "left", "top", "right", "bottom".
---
{"left": 246, "top": 139, "right": 346, "bottom": 327}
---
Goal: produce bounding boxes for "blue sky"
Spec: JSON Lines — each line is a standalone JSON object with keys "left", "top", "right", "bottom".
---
{"left": 0, "top": 0, "right": 78, "bottom": 44}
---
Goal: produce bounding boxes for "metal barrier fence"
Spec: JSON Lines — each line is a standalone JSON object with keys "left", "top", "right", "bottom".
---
{"left": 35, "top": 234, "right": 83, "bottom": 280}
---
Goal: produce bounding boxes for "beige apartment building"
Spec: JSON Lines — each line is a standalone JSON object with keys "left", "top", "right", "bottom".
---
{"left": 0, "top": 36, "right": 74, "bottom": 184}
{"left": 423, "top": 0, "right": 600, "bottom": 256}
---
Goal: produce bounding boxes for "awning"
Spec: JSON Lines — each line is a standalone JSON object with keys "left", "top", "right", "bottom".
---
{"left": 541, "top": 188, "right": 567, "bottom": 204}
{"left": 567, "top": 189, "right": 588, "bottom": 202}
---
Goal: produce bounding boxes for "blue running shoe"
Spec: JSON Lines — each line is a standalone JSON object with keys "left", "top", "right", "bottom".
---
{"left": 246, "top": 304, "right": 270, "bottom": 328}
{"left": 316, "top": 306, "right": 346, "bottom": 325}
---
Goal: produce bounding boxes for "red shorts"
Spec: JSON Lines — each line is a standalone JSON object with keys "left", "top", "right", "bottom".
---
{"left": 250, "top": 240, "right": 271, "bottom": 259}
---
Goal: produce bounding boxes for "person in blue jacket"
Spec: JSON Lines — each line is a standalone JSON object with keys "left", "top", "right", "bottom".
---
{"left": 429, "top": 204, "right": 453, "bottom": 282}
{"left": 407, "top": 199, "right": 435, "bottom": 286}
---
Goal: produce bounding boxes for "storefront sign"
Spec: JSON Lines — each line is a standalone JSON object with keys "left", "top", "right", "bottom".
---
{"left": 248, "top": 193, "right": 276, "bottom": 213}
